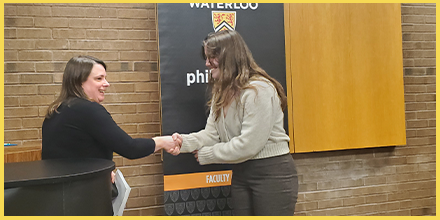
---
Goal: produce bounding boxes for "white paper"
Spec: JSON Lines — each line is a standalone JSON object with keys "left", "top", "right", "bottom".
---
{"left": 112, "top": 169, "right": 131, "bottom": 216}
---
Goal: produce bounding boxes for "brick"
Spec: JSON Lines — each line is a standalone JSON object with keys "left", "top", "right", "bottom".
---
{"left": 35, "top": 62, "right": 66, "bottom": 72}
{"left": 406, "top": 120, "right": 428, "bottom": 128}
{"left": 69, "top": 40, "right": 104, "bottom": 50}
{"left": 418, "top": 163, "right": 436, "bottom": 171}
{"left": 426, "top": 102, "right": 435, "bottom": 110}
{"left": 4, "top": 129, "right": 40, "bottom": 141}
{"left": 101, "top": 19, "right": 134, "bottom": 29}
{"left": 34, "top": 17, "right": 69, "bottom": 28}
{"left": 101, "top": 41, "right": 134, "bottom": 51}
{"left": 5, "top": 85, "right": 38, "bottom": 95}
{"left": 405, "top": 103, "right": 426, "bottom": 111}
{"left": 402, "top": 15, "right": 425, "bottom": 23}
{"left": 104, "top": 93, "right": 151, "bottom": 104}
{"left": 138, "top": 123, "right": 160, "bottom": 133}
{"left": 4, "top": 96, "right": 20, "bottom": 106}
{"left": 53, "top": 29, "right": 87, "bottom": 39}
{"left": 117, "top": 8, "right": 149, "bottom": 18}
{"left": 119, "top": 72, "right": 151, "bottom": 82}
{"left": 364, "top": 176, "right": 387, "bottom": 186}
{"left": 395, "top": 164, "right": 418, "bottom": 173}
{"left": 18, "top": 50, "right": 53, "bottom": 61}
{"left": 133, "top": 41, "right": 157, "bottom": 51}
{"left": 4, "top": 5, "right": 17, "bottom": 16}
{"left": 415, "top": 94, "right": 435, "bottom": 102}
{"left": 126, "top": 196, "right": 156, "bottom": 208}
{"left": 4, "top": 62, "right": 35, "bottom": 73}
{"left": 140, "top": 164, "right": 163, "bottom": 175}
{"left": 406, "top": 154, "right": 436, "bottom": 164}
{"left": 86, "top": 30, "right": 119, "bottom": 40}
{"left": 86, "top": 51, "right": 119, "bottom": 61}
{"left": 4, "top": 107, "right": 39, "bottom": 118}
{"left": 52, "top": 51, "right": 84, "bottom": 61}
{"left": 118, "top": 30, "right": 150, "bottom": 40}
{"left": 137, "top": 103, "right": 160, "bottom": 113}
{"left": 118, "top": 166, "right": 140, "bottom": 177}
{"left": 318, "top": 199, "right": 343, "bottom": 209}
{"left": 85, "top": 8, "right": 117, "bottom": 18}
{"left": 414, "top": 59, "right": 436, "bottom": 67}
{"left": 112, "top": 114, "right": 153, "bottom": 124}
{"left": 139, "top": 185, "right": 163, "bottom": 197}
{"left": 365, "top": 194, "right": 388, "bottom": 203}
{"left": 22, "top": 117, "right": 45, "bottom": 128}
{"left": 403, "top": 50, "right": 435, "bottom": 58}
{"left": 103, "top": 104, "right": 137, "bottom": 113}
{"left": 5, "top": 28, "right": 17, "bottom": 39}
{"left": 125, "top": 176, "right": 155, "bottom": 187}
{"left": 4, "top": 118, "right": 22, "bottom": 129}
{"left": 4, "top": 17, "right": 34, "bottom": 27}
{"left": 4, "top": 51, "right": 18, "bottom": 61}
{"left": 416, "top": 111, "right": 435, "bottom": 119}
{"left": 132, "top": 20, "right": 153, "bottom": 30}
{"left": 295, "top": 201, "right": 318, "bottom": 212}
{"left": 20, "top": 95, "right": 55, "bottom": 106}
{"left": 406, "top": 137, "right": 432, "bottom": 146}
{"left": 134, "top": 82, "right": 158, "bottom": 92}
{"left": 5, "top": 39, "right": 35, "bottom": 49}
{"left": 38, "top": 85, "right": 62, "bottom": 95}
{"left": 118, "top": 124, "right": 138, "bottom": 134}
{"left": 69, "top": 18, "right": 101, "bottom": 28}
{"left": 17, "top": 28, "right": 52, "bottom": 39}
{"left": 36, "top": 39, "right": 69, "bottom": 50}
{"left": 51, "top": 6, "right": 86, "bottom": 17}
{"left": 16, "top": 5, "right": 52, "bottom": 16}
{"left": 21, "top": 74, "right": 53, "bottom": 84}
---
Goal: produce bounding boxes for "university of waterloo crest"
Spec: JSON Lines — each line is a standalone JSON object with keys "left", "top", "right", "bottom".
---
{"left": 212, "top": 11, "right": 236, "bottom": 32}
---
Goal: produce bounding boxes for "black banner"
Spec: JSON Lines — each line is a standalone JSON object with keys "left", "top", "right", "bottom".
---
{"left": 158, "top": 3, "right": 286, "bottom": 216}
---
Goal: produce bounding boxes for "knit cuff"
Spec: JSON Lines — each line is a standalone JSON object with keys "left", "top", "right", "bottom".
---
{"left": 197, "top": 146, "right": 216, "bottom": 165}
{"left": 180, "top": 134, "right": 202, "bottom": 153}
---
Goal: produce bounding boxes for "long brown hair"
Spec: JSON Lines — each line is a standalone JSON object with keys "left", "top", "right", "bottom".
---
{"left": 203, "top": 30, "right": 287, "bottom": 121}
{"left": 45, "top": 56, "right": 107, "bottom": 118}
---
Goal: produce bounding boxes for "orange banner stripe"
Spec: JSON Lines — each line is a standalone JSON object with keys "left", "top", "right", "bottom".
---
{"left": 164, "top": 170, "right": 233, "bottom": 191}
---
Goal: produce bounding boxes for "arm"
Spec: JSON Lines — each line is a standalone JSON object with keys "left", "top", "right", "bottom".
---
{"left": 179, "top": 107, "right": 221, "bottom": 153}
{"left": 197, "top": 84, "right": 277, "bottom": 165}
{"left": 80, "top": 102, "right": 156, "bottom": 159}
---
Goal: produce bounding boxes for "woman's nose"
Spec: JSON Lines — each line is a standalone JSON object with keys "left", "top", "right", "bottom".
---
{"left": 104, "top": 79, "right": 110, "bottom": 87}
{"left": 205, "top": 58, "right": 211, "bottom": 67}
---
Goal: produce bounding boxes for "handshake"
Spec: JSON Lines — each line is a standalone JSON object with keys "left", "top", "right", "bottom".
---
{"left": 152, "top": 133, "right": 183, "bottom": 156}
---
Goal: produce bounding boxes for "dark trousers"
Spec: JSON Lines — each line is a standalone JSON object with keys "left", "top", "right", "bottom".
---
{"left": 231, "top": 154, "right": 299, "bottom": 216}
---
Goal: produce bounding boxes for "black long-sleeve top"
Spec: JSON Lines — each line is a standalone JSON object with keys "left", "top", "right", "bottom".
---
{"left": 42, "top": 98, "right": 155, "bottom": 160}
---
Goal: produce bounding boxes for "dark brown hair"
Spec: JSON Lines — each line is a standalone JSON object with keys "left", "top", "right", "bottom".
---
{"left": 45, "top": 55, "right": 106, "bottom": 118}
{"left": 203, "top": 30, "right": 287, "bottom": 121}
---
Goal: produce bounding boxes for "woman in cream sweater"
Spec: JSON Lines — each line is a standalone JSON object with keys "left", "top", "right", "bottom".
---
{"left": 171, "top": 30, "right": 298, "bottom": 216}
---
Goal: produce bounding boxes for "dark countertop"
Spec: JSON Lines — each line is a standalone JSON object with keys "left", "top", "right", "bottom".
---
{"left": 4, "top": 158, "right": 115, "bottom": 189}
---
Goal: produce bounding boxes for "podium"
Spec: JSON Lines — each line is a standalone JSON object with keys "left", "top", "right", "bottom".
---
{"left": 4, "top": 158, "right": 115, "bottom": 216}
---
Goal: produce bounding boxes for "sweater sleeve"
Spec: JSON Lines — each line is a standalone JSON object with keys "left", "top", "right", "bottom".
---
{"left": 180, "top": 106, "right": 221, "bottom": 153}
{"left": 80, "top": 102, "right": 155, "bottom": 159}
{"left": 197, "top": 83, "right": 277, "bottom": 165}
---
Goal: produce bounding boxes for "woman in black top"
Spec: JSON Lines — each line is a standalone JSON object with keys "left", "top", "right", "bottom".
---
{"left": 42, "top": 56, "right": 179, "bottom": 166}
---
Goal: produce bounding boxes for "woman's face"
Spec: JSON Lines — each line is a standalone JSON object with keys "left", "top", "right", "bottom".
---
{"left": 204, "top": 46, "right": 220, "bottom": 79}
{"left": 82, "top": 64, "right": 109, "bottom": 103}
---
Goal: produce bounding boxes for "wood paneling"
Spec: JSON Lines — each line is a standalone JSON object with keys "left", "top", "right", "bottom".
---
{"left": 285, "top": 4, "right": 406, "bottom": 153}
{"left": 4, "top": 146, "right": 41, "bottom": 163}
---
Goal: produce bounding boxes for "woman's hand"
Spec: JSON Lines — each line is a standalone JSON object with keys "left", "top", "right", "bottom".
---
{"left": 193, "top": 150, "right": 199, "bottom": 162}
{"left": 152, "top": 135, "right": 181, "bottom": 155}
{"left": 111, "top": 171, "right": 116, "bottom": 183}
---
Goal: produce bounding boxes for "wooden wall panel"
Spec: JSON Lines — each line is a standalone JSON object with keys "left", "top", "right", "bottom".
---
{"left": 285, "top": 4, "right": 406, "bottom": 153}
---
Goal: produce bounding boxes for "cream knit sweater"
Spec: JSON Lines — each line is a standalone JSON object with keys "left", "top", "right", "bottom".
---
{"left": 180, "top": 78, "right": 290, "bottom": 165}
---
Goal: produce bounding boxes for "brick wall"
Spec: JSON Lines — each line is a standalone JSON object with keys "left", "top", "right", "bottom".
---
{"left": 292, "top": 3, "right": 436, "bottom": 216}
{"left": 4, "top": 3, "right": 164, "bottom": 215}
{"left": 3, "top": 3, "right": 436, "bottom": 216}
